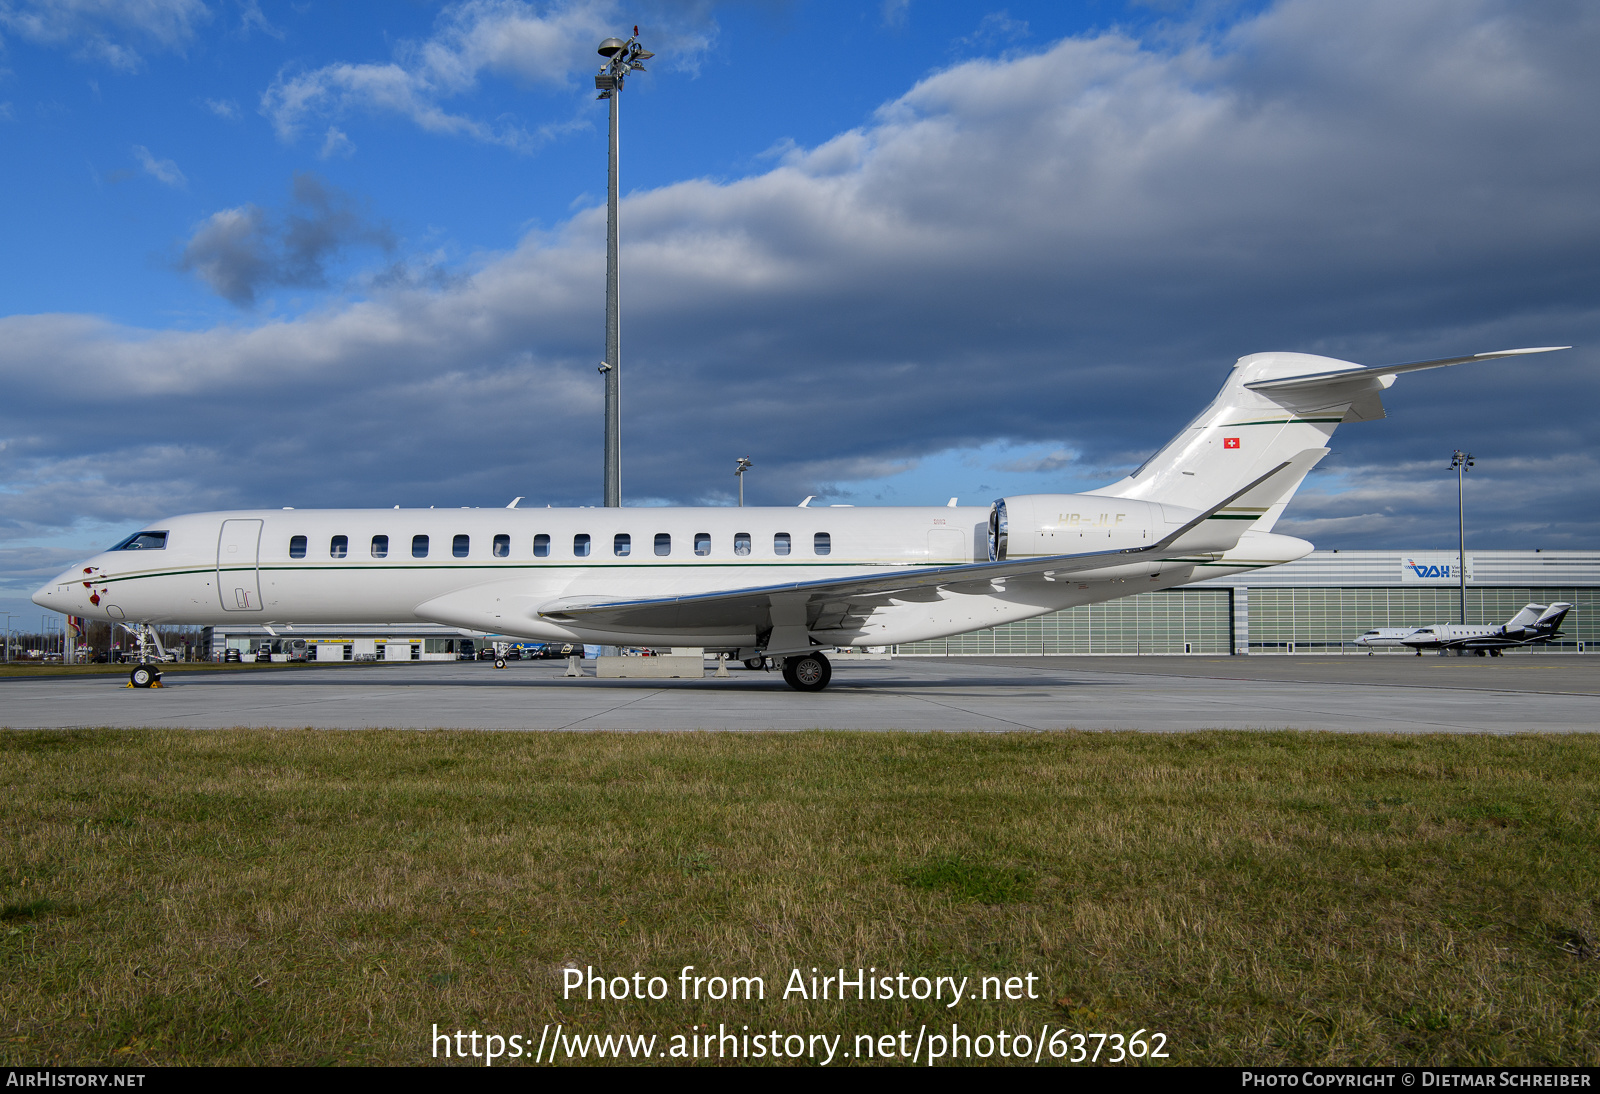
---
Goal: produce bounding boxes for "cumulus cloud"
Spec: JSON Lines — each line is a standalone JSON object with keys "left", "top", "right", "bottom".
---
{"left": 956, "top": 11, "right": 1029, "bottom": 51}
{"left": 179, "top": 173, "right": 394, "bottom": 306}
{"left": 133, "top": 144, "right": 186, "bottom": 187}
{"left": 203, "top": 97, "right": 239, "bottom": 119}
{"left": 234, "top": 0, "right": 279, "bottom": 40}
{"left": 260, "top": 0, "right": 717, "bottom": 149}
{"left": 4, "top": 0, "right": 1600, "bottom": 602}
{"left": 0, "top": 0, "right": 210, "bottom": 70}
{"left": 318, "top": 125, "right": 354, "bottom": 159}
{"left": 996, "top": 449, "right": 1074, "bottom": 474}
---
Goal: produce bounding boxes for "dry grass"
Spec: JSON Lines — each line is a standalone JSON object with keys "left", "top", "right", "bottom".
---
{"left": 1, "top": 729, "right": 1597, "bottom": 1066}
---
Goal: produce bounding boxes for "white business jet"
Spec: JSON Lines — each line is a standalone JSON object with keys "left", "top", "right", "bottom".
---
{"left": 1356, "top": 602, "right": 1573, "bottom": 655}
{"left": 34, "top": 346, "right": 1567, "bottom": 690}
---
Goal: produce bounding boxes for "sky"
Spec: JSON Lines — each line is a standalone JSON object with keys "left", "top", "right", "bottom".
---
{"left": 1, "top": 0, "right": 1598, "bottom": 625}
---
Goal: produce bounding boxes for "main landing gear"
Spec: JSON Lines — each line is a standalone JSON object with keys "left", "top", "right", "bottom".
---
{"left": 780, "top": 651, "right": 832, "bottom": 693}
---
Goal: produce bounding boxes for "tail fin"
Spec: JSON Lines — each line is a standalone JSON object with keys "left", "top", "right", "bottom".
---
{"left": 1090, "top": 347, "right": 1568, "bottom": 523}
{"left": 1506, "top": 604, "right": 1545, "bottom": 630}
{"left": 1535, "top": 603, "right": 1573, "bottom": 629}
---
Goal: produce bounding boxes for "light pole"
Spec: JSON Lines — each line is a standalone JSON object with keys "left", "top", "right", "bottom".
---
{"left": 1, "top": 612, "right": 11, "bottom": 664}
{"left": 595, "top": 28, "right": 653, "bottom": 508}
{"left": 734, "top": 457, "right": 752, "bottom": 507}
{"left": 1450, "top": 450, "right": 1473, "bottom": 624}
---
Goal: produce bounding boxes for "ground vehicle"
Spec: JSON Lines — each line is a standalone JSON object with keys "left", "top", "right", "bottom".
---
{"left": 458, "top": 640, "right": 476, "bottom": 660}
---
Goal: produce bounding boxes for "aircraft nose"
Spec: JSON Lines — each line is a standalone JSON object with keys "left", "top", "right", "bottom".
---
{"left": 32, "top": 568, "right": 80, "bottom": 611}
{"left": 32, "top": 581, "right": 58, "bottom": 610}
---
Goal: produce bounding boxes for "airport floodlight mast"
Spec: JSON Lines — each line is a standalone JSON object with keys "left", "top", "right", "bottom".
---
{"left": 1451, "top": 449, "right": 1474, "bottom": 624}
{"left": 595, "top": 28, "right": 654, "bottom": 508}
{"left": 734, "top": 457, "right": 753, "bottom": 506}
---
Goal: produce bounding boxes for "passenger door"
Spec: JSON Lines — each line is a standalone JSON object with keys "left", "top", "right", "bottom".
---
{"left": 218, "top": 519, "right": 264, "bottom": 611}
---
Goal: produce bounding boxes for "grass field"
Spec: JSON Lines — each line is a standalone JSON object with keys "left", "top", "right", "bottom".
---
{"left": 2, "top": 729, "right": 1597, "bottom": 1067}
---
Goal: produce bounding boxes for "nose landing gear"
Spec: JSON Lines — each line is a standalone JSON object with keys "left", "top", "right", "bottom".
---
{"left": 121, "top": 622, "right": 167, "bottom": 688}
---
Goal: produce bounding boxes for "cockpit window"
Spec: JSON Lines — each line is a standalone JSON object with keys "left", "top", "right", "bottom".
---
{"left": 112, "top": 531, "right": 168, "bottom": 551}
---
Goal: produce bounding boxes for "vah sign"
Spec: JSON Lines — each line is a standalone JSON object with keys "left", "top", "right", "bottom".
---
{"left": 1400, "top": 553, "right": 1473, "bottom": 584}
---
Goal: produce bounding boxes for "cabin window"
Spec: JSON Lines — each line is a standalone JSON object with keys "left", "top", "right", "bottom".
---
{"left": 493, "top": 534, "right": 510, "bottom": 558}
{"left": 534, "top": 534, "right": 550, "bottom": 557}
{"left": 734, "top": 532, "right": 751, "bottom": 556}
{"left": 774, "top": 532, "right": 791, "bottom": 556}
{"left": 330, "top": 535, "right": 348, "bottom": 558}
{"left": 574, "top": 534, "right": 591, "bottom": 557}
{"left": 694, "top": 532, "right": 711, "bottom": 556}
{"left": 453, "top": 534, "right": 470, "bottom": 558}
{"left": 614, "top": 533, "right": 631, "bottom": 557}
{"left": 289, "top": 535, "right": 307, "bottom": 559}
{"left": 112, "top": 531, "right": 167, "bottom": 551}
{"left": 371, "top": 535, "right": 388, "bottom": 558}
{"left": 412, "top": 534, "right": 429, "bottom": 558}
{"left": 655, "top": 533, "right": 671, "bottom": 556}
{"left": 814, "top": 532, "right": 831, "bottom": 556}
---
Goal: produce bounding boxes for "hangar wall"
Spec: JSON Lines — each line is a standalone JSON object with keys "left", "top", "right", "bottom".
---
{"left": 896, "top": 550, "right": 1600, "bottom": 655}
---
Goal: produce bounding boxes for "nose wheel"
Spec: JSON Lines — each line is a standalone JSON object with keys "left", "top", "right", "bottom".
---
{"left": 780, "top": 652, "right": 832, "bottom": 692}
{"left": 128, "top": 663, "right": 162, "bottom": 688}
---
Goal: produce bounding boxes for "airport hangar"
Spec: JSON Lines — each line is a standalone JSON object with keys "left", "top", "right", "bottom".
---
{"left": 202, "top": 548, "right": 1598, "bottom": 661}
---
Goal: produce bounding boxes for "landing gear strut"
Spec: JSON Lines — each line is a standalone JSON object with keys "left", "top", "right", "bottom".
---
{"left": 121, "top": 622, "right": 165, "bottom": 688}
{"left": 780, "top": 651, "right": 832, "bottom": 692}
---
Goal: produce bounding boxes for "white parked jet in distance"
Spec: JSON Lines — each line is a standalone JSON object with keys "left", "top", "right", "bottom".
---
{"left": 1356, "top": 602, "right": 1574, "bottom": 656}
{"left": 33, "top": 346, "right": 1568, "bottom": 690}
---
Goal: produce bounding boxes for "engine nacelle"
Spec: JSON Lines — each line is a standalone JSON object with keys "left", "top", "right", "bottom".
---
{"left": 988, "top": 494, "right": 1206, "bottom": 560}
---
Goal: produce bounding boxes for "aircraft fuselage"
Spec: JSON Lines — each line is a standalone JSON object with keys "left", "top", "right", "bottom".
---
{"left": 34, "top": 503, "right": 1307, "bottom": 650}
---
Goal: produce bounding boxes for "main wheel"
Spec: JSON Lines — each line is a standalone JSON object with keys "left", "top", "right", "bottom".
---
{"left": 744, "top": 657, "right": 765, "bottom": 671}
{"left": 781, "top": 652, "right": 832, "bottom": 692}
{"left": 129, "top": 664, "right": 158, "bottom": 688}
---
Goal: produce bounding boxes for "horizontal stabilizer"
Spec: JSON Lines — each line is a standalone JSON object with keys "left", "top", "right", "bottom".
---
{"left": 1212, "top": 448, "right": 1329, "bottom": 529}
{"left": 1245, "top": 347, "right": 1569, "bottom": 394}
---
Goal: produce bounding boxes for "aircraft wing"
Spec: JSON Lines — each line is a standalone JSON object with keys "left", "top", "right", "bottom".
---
{"left": 538, "top": 463, "right": 1293, "bottom": 652}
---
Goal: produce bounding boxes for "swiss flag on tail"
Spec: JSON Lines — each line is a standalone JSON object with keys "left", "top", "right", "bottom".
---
{"left": 1223, "top": 437, "right": 1241, "bottom": 449}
